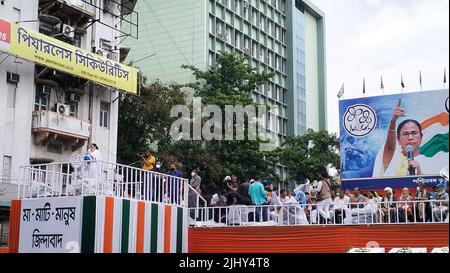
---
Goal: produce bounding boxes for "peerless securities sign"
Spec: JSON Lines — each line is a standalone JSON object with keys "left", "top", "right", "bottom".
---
{"left": 19, "top": 197, "right": 82, "bottom": 253}
{"left": 0, "top": 18, "right": 138, "bottom": 94}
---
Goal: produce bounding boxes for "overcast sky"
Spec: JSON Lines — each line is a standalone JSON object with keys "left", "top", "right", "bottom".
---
{"left": 311, "top": 0, "right": 449, "bottom": 135}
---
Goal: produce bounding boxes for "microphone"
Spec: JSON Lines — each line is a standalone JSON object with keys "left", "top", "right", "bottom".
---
{"left": 406, "top": 145, "right": 415, "bottom": 175}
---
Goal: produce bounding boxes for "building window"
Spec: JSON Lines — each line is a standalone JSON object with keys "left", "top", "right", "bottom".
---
{"left": 268, "top": 51, "right": 273, "bottom": 67}
{"left": 259, "top": 47, "right": 265, "bottom": 62}
{"left": 259, "top": 15, "right": 265, "bottom": 31}
{"left": 34, "top": 93, "right": 49, "bottom": 112}
{"left": 226, "top": 26, "right": 232, "bottom": 44}
{"left": 235, "top": 32, "right": 241, "bottom": 49}
{"left": 100, "top": 101, "right": 110, "bottom": 128}
{"left": 244, "top": 36, "right": 249, "bottom": 51}
{"left": 252, "top": 42, "right": 257, "bottom": 58}
{"left": 209, "top": 16, "right": 214, "bottom": 33}
{"left": 235, "top": 0, "right": 241, "bottom": 13}
{"left": 7, "top": 83, "right": 17, "bottom": 108}
{"left": 2, "top": 155, "right": 12, "bottom": 181}
{"left": 209, "top": 52, "right": 214, "bottom": 67}
{"left": 252, "top": 10, "right": 258, "bottom": 25}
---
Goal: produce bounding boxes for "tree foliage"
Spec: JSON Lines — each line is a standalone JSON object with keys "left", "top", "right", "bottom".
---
{"left": 117, "top": 76, "right": 186, "bottom": 166}
{"left": 277, "top": 129, "right": 340, "bottom": 183}
{"left": 181, "top": 51, "right": 278, "bottom": 192}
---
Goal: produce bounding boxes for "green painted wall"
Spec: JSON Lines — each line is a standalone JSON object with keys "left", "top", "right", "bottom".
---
{"left": 304, "top": 11, "right": 320, "bottom": 131}
{"left": 125, "top": 0, "right": 208, "bottom": 85}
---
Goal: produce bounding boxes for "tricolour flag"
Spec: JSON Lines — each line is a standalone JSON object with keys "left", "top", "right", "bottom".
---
{"left": 380, "top": 75, "right": 384, "bottom": 90}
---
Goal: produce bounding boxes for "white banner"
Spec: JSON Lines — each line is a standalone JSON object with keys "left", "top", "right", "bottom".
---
{"left": 19, "top": 197, "right": 82, "bottom": 253}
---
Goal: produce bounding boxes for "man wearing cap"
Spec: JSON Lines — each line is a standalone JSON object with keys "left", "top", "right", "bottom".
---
{"left": 432, "top": 184, "right": 449, "bottom": 222}
{"left": 381, "top": 187, "right": 397, "bottom": 223}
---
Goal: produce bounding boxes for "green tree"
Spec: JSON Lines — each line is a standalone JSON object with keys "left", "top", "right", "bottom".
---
{"left": 117, "top": 76, "right": 186, "bottom": 166}
{"left": 277, "top": 129, "right": 340, "bottom": 183}
{"left": 181, "top": 51, "right": 278, "bottom": 192}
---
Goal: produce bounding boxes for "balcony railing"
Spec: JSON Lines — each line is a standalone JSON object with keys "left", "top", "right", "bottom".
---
{"left": 18, "top": 160, "right": 189, "bottom": 207}
{"left": 32, "top": 110, "right": 89, "bottom": 149}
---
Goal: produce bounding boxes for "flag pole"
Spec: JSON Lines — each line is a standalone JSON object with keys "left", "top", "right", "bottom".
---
{"left": 363, "top": 77, "right": 366, "bottom": 98}
{"left": 337, "top": 83, "right": 345, "bottom": 99}
{"left": 419, "top": 70, "right": 423, "bottom": 91}
{"left": 444, "top": 68, "right": 447, "bottom": 89}
{"left": 401, "top": 74, "right": 405, "bottom": 92}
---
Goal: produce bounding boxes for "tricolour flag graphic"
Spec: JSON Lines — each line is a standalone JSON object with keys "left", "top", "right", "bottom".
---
{"left": 81, "top": 196, "right": 187, "bottom": 253}
{"left": 419, "top": 112, "right": 449, "bottom": 158}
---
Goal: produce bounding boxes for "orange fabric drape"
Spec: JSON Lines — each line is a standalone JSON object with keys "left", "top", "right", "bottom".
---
{"left": 8, "top": 200, "right": 21, "bottom": 253}
{"left": 188, "top": 224, "right": 449, "bottom": 253}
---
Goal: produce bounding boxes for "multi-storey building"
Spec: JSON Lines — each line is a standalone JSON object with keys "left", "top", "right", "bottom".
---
{"left": 0, "top": 0, "right": 138, "bottom": 243}
{"left": 125, "top": 0, "right": 326, "bottom": 181}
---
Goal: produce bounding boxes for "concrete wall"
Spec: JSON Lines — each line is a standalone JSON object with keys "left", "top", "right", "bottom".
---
{"left": 0, "top": 0, "right": 122, "bottom": 185}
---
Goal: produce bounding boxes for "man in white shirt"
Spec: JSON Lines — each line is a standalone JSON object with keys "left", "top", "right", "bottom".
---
{"left": 333, "top": 191, "right": 350, "bottom": 224}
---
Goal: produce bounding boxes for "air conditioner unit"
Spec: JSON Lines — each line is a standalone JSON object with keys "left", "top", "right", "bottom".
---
{"left": 96, "top": 48, "right": 106, "bottom": 57}
{"left": 7, "top": 72, "right": 20, "bottom": 83}
{"left": 106, "top": 51, "right": 118, "bottom": 62}
{"left": 100, "top": 39, "right": 113, "bottom": 51}
{"left": 37, "top": 84, "right": 51, "bottom": 95}
{"left": 56, "top": 103, "right": 70, "bottom": 115}
{"left": 243, "top": 48, "right": 251, "bottom": 54}
{"left": 69, "top": 93, "right": 81, "bottom": 102}
{"left": 61, "top": 24, "right": 75, "bottom": 39}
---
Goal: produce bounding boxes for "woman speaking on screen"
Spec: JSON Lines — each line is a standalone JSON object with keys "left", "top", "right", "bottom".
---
{"left": 373, "top": 99, "right": 426, "bottom": 176}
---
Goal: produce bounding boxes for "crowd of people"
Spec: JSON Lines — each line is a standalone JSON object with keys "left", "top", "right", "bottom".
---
{"left": 205, "top": 171, "right": 449, "bottom": 225}
{"left": 138, "top": 149, "right": 202, "bottom": 206}
{"left": 134, "top": 149, "right": 449, "bottom": 225}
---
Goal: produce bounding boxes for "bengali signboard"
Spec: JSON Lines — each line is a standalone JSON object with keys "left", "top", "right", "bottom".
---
{"left": 19, "top": 197, "right": 82, "bottom": 253}
{"left": 0, "top": 18, "right": 138, "bottom": 94}
{"left": 339, "top": 89, "right": 449, "bottom": 190}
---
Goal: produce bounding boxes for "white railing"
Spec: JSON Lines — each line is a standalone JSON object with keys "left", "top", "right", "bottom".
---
{"left": 18, "top": 160, "right": 189, "bottom": 207}
{"left": 187, "top": 184, "right": 208, "bottom": 223}
{"left": 188, "top": 199, "right": 449, "bottom": 227}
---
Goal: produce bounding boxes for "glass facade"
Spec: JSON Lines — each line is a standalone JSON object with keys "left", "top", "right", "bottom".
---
{"left": 208, "top": 0, "right": 289, "bottom": 146}
{"left": 126, "top": 0, "right": 326, "bottom": 182}
{"left": 293, "top": 7, "right": 306, "bottom": 136}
